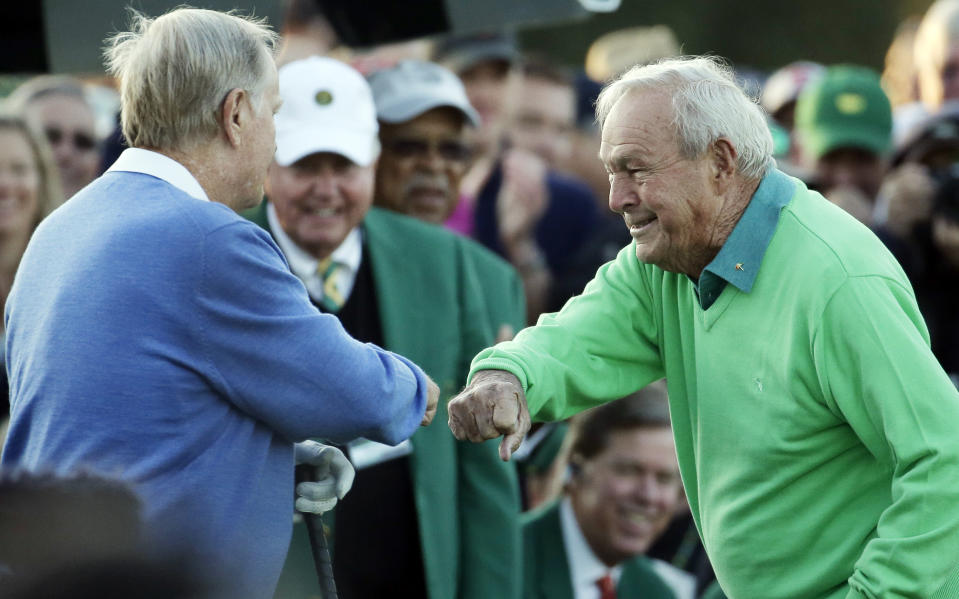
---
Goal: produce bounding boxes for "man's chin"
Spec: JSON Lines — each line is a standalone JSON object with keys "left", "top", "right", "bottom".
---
{"left": 634, "top": 246, "right": 683, "bottom": 274}
{"left": 232, "top": 188, "right": 266, "bottom": 212}
{"left": 409, "top": 206, "right": 450, "bottom": 225}
{"left": 634, "top": 244, "right": 658, "bottom": 266}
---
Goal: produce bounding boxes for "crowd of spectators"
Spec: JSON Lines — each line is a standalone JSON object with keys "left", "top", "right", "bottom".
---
{"left": 2, "top": 0, "right": 959, "bottom": 597}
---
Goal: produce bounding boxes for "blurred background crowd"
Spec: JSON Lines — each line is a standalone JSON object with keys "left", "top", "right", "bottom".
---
{"left": 2, "top": 0, "right": 958, "bottom": 597}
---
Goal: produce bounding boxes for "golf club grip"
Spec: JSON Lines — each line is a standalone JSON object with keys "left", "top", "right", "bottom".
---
{"left": 295, "top": 463, "right": 338, "bottom": 599}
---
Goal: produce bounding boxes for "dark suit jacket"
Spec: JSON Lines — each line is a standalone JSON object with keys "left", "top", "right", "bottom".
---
{"left": 246, "top": 202, "right": 525, "bottom": 599}
{"left": 522, "top": 501, "right": 677, "bottom": 599}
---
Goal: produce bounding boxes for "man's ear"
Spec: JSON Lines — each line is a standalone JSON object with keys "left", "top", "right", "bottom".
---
{"left": 219, "top": 88, "right": 247, "bottom": 149}
{"left": 710, "top": 138, "right": 738, "bottom": 190}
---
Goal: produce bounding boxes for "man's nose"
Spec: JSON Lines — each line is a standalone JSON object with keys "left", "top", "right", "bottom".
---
{"left": 830, "top": 167, "right": 860, "bottom": 188}
{"left": 415, "top": 147, "right": 445, "bottom": 173}
{"left": 632, "top": 473, "right": 666, "bottom": 505}
{"left": 608, "top": 173, "right": 637, "bottom": 214}
{"left": 308, "top": 171, "right": 338, "bottom": 196}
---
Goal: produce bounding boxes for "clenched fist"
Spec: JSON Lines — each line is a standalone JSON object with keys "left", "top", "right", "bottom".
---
{"left": 421, "top": 375, "right": 440, "bottom": 426}
{"left": 448, "top": 369, "right": 531, "bottom": 461}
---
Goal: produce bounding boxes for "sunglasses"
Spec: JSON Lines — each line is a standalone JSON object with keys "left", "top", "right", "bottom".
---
{"left": 45, "top": 127, "right": 98, "bottom": 152}
{"left": 385, "top": 138, "right": 472, "bottom": 164}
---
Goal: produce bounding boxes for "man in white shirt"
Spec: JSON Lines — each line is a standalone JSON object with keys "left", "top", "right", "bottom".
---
{"left": 243, "top": 55, "right": 522, "bottom": 599}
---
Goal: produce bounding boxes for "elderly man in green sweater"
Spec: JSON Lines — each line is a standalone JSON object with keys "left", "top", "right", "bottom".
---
{"left": 447, "top": 55, "right": 959, "bottom": 599}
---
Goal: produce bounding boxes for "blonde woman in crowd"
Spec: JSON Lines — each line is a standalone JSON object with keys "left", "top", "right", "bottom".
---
{"left": 0, "top": 113, "right": 63, "bottom": 435}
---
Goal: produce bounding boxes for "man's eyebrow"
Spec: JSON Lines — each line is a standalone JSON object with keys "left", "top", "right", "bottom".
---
{"left": 599, "top": 151, "right": 635, "bottom": 171}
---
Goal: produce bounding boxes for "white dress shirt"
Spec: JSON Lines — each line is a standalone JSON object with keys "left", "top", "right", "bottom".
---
{"left": 266, "top": 202, "right": 362, "bottom": 304}
{"left": 560, "top": 497, "right": 623, "bottom": 599}
{"left": 107, "top": 147, "right": 209, "bottom": 202}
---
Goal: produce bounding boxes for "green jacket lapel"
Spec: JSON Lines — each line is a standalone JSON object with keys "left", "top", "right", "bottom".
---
{"left": 618, "top": 557, "right": 678, "bottom": 598}
{"left": 524, "top": 502, "right": 575, "bottom": 599}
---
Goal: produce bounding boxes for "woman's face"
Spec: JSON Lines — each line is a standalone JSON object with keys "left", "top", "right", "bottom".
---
{"left": 0, "top": 128, "right": 41, "bottom": 236}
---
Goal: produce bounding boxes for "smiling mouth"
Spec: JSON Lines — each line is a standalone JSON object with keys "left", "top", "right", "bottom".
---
{"left": 627, "top": 215, "right": 657, "bottom": 234}
{"left": 308, "top": 207, "right": 339, "bottom": 217}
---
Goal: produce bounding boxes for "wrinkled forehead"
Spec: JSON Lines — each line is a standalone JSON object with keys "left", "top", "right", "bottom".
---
{"left": 599, "top": 104, "right": 680, "bottom": 166}
{"left": 603, "top": 86, "right": 675, "bottom": 133}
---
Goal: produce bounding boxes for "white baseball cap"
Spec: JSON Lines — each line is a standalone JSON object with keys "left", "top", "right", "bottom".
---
{"left": 368, "top": 60, "right": 481, "bottom": 127}
{"left": 274, "top": 56, "right": 380, "bottom": 167}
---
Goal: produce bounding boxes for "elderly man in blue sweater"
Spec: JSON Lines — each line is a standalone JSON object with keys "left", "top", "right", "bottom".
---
{"left": 0, "top": 8, "right": 437, "bottom": 598}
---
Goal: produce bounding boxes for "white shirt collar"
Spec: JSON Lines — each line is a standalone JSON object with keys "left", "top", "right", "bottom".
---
{"left": 266, "top": 202, "right": 362, "bottom": 302}
{"left": 560, "top": 497, "right": 623, "bottom": 599}
{"left": 106, "top": 147, "right": 209, "bottom": 202}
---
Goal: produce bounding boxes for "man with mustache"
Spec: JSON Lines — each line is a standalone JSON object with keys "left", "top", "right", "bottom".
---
{"left": 369, "top": 59, "right": 526, "bottom": 346}
{"left": 244, "top": 56, "right": 521, "bottom": 599}
{"left": 370, "top": 59, "right": 478, "bottom": 227}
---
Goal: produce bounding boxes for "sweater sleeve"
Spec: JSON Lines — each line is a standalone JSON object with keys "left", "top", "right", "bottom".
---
{"left": 468, "top": 244, "right": 665, "bottom": 421}
{"left": 815, "top": 275, "right": 959, "bottom": 599}
{"left": 193, "top": 221, "right": 428, "bottom": 445}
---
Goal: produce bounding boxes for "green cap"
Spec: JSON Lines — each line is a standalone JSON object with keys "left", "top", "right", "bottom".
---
{"left": 794, "top": 65, "right": 892, "bottom": 159}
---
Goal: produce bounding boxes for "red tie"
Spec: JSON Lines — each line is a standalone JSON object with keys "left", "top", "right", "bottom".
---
{"left": 597, "top": 573, "right": 617, "bottom": 599}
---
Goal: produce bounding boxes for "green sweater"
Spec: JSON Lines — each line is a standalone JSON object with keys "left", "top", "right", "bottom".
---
{"left": 470, "top": 169, "right": 959, "bottom": 599}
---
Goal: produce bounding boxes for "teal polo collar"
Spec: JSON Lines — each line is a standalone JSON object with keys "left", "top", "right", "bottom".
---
{"left": 695, "top": 168, "right": 795, "bottom": 309}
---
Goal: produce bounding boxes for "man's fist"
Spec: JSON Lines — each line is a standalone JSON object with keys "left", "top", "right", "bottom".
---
{"left": 448, "top": 370, "right": 531, "bottom": 461}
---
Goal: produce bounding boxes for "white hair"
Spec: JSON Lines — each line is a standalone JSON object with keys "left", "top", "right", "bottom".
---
{"left": 103, "top": 7, "right": 278, "bottom": 151}
{"left": 595, "top": 55, "right": 773, "bottom": 180}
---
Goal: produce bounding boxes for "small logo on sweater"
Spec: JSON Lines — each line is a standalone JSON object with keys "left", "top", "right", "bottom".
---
{"left": 753, "top": 377, "right": 764, "bottom": 392}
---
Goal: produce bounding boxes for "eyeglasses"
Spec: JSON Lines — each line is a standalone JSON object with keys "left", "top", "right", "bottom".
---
{"left": 44, "top": 127, "right": 98, "bottom": 152}
{"left": 384, "top": 138, "right": 472, "bottom": 164}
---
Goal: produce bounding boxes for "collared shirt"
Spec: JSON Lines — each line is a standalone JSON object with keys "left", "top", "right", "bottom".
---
{"left": 266, "top": 202, "right": 363, "bottom": 304}
{"left": 560, "top": 497, "right": 623, "bottom": 599}
{"left": 694, "top": 169, "right": 794, "bottom": 310}
{"left": 107, "top": 147, "right": 209, "bottom": 202}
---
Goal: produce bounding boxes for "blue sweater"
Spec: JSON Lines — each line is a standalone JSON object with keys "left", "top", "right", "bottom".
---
{"left": 2, "top": 171, "right": 428, "bottom": 597}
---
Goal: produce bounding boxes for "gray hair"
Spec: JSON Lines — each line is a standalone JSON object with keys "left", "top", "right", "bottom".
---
{"left": 595, "top": 55, "right": 773, "bottom": 180}
{"left": 2, "top": 75, "right": 92, "bottom": 116}
{"left": 103, "top": 7, "right": 278, "bottom": 151}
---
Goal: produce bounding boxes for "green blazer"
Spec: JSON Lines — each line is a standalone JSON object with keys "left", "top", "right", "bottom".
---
{"left": 522, "top": 501, "right": 677, "bottom": 599}
{"left": 246, "top": 203, "right": 525, "bottom": 599}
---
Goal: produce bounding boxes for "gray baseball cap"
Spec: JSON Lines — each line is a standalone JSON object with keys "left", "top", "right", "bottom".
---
{"left": 368, "top": 59, "right": 481, "bottom": 127}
